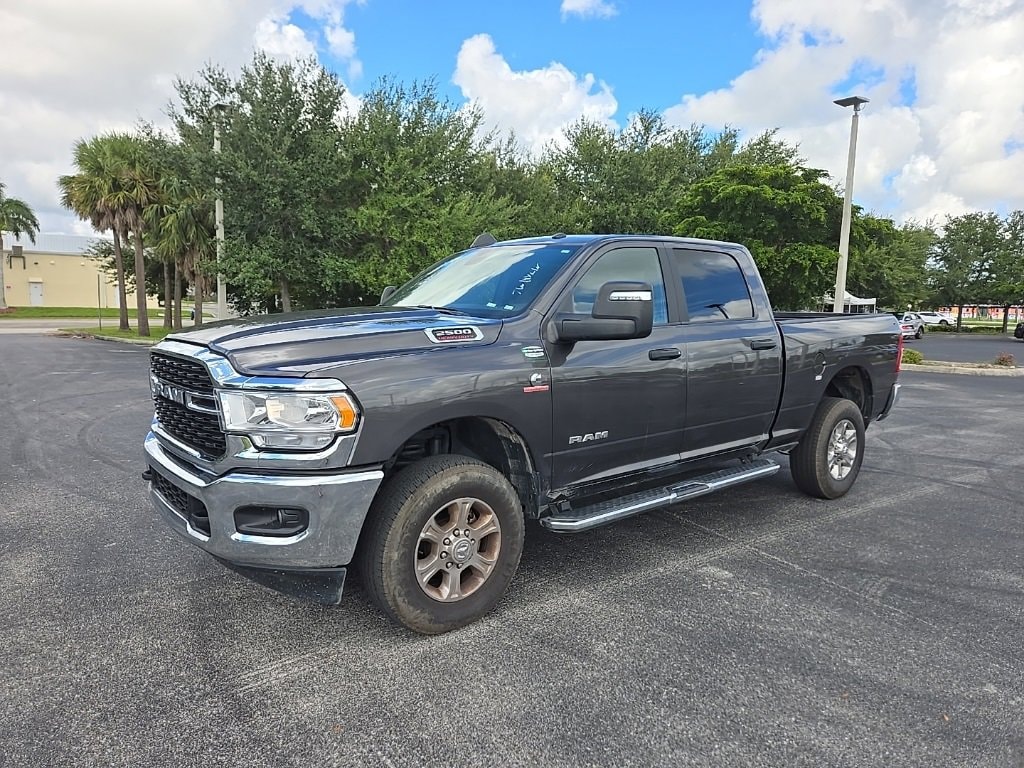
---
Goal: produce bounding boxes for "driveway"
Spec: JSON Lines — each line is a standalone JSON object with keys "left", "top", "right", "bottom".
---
{"left": 1, "top": 336, "right": 1022, "bottom": 767}
{"left": 911, "top": 331, "right": 1021, "bottom": 364}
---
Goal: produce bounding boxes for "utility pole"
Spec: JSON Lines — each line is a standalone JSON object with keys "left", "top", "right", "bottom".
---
{"left": 213, "top": 102, "right": 228, "bottom": 320}
{"left": 832, "top": 96, "right": 868, "bottom": 313}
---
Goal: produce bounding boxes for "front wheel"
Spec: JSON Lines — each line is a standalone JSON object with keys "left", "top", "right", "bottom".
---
{"left": 357, "top": 454, "right": 525, "bottom": 634}
{"left": 790, "top": 397, "right": 866, "bottom": 499}
{"left": 915, "top": 326, "right": 924, "bottom": 339}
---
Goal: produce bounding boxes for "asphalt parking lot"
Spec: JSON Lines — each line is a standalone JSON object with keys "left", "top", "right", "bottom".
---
{"left": 2, "top": 334, "right": 1023, "bottom": 767}
{"left": 912, "top": 330, "right": 1022, "bottom": 364}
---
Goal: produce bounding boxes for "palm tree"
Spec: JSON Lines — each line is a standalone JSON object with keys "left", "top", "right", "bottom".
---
{"left": 146, "top": 175, "right": 215, "bottom": 329}
{"left": 58, "top": 136, "right": 131, "bottom": 330}
{"left": 0, "top": 181, "right": 41, "bottom": 310}
{"left": 112, "top": 138, "right": 160, "bottom": 336}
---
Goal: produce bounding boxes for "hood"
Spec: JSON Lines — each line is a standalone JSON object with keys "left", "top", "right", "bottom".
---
{"left": 165, "top": 306, "right": 502, "bottom": 376}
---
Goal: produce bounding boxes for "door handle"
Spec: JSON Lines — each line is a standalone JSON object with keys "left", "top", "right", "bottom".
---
{"left": 747, "top": 338, "right": 778, "bottom": 351}
{"left": 648, "top": 348, "right": 682, "bottom": 360}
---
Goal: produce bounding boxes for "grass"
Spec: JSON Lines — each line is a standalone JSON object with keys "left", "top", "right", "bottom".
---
{"left": 0, "top": 306, "right": 158, "bottom": 319}
{"left": 0, "top": 306, "right": 213, "bottom": 319}
{"left": 59, "top": 326, "right": 176, "bottom": 342}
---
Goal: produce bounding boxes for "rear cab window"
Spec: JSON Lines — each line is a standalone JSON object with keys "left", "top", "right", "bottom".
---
{"left": 672, "top": 249, "right": 754, "bottom": 322}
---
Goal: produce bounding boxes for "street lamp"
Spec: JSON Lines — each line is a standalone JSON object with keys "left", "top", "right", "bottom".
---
{"left": 212, "top": 100, "right": 229, "bottom": 321}
{"left": 832, "top": 95, "right": 868, "bottom": 314}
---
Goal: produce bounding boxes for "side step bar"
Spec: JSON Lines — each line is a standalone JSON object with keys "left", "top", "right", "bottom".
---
{"left": 539, "top": 459, "right": 780, "bottom": 533}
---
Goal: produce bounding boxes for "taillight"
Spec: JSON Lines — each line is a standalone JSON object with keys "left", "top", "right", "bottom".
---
{"left": 896, "top": 332, "right": 904, "bottom": 373}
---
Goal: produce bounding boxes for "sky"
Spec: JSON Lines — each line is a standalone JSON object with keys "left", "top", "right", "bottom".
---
{"left": 2, "top": 0, "right": 1023, "bottom": 236}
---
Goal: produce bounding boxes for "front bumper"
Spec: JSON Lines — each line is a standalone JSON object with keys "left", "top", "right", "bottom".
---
{"left": 144, "top": 432, "right": 383, "bottom": 569}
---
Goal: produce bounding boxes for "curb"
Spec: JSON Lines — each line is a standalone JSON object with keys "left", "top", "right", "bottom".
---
{"left": 57, "top": 330, "right": 159, "bottom": 347}
{"left": 902, "top": 362, "right": 1023, "bottom": 377}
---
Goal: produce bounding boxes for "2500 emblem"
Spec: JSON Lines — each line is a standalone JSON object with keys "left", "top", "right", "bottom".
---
{"left": 569, "top": 431, "right": 608, "bottom": 445}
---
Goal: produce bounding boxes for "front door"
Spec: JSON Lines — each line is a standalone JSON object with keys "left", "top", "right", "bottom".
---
{"left": 548, "top": 244, "right": 686, "bottom": 489}
{"left": 29, "top": 282, "right": 44, "bottom": 307}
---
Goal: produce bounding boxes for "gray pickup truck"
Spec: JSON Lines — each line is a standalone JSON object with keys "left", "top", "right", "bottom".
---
{"left": 144, "top": 234, "right": 901, "bottom": 633}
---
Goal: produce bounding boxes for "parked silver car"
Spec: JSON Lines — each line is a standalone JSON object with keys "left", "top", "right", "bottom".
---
{"left": 897, "top": 312, "right": 925, "bottom": 339}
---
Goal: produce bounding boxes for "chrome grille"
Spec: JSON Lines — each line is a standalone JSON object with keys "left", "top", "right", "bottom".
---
{"left": 150, "top": 351, "right": 226, "bottom": 459}
{"left": 150, "top": 352, "right": 215, "bottom": 395}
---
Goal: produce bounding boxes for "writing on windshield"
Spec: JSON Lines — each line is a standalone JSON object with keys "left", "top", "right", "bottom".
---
{"left": 383, "top": 243, "right": 582, "bottom": 318}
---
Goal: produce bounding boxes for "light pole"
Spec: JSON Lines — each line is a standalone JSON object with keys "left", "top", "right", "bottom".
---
{"left": 832, "top": 95, "right": 868, "bottom": 314}
{"left": 213, "top": 101, "right": 228, "bottom": 320}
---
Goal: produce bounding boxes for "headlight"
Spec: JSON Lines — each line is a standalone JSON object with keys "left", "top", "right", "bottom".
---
{"left": 217, "top": 390, "right": 359, "bottom": 451}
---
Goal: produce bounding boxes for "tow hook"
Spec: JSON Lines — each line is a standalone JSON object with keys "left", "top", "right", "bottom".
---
{"left": 141, "top": 468, "right": 153, "bottom": 482}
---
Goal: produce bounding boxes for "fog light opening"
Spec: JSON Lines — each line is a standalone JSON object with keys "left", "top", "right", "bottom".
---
{"left": 234, "top": 506, "right": 309, "bottom": 537}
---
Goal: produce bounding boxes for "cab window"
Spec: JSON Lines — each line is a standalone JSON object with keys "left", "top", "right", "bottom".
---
{"left": 571, "top": 247, "right": 669, "bottom": 325}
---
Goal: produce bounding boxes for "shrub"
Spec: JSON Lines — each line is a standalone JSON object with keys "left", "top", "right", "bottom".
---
{"left": 902, "top": 348, "right": 924, "bottom": 365}
{"left": 929, "top": 323, "right": 955, "bottom": 332}
{"left": 994, "top": 353, "right": 1015, "bottom": 367}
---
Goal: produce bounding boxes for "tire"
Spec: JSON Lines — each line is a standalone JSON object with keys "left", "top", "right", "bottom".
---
{"left": 915, "top": 327, "right": 924, "bottom": 339}
{"left": 357, "top": 454, "right": 525, "bottom": 634}
{"left": 790, "top": 397, "right": 866, "bottom": 499}
{"left": 939, "top": 320, "right": 949, "bottom": 326}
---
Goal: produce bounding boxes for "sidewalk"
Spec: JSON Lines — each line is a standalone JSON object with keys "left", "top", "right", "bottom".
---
{"left": 0, "top": 319, "right": 98, "bottom": 334}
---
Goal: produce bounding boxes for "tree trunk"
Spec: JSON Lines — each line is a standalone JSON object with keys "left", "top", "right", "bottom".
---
{"left": 194, "top": 272, "right": 204, "bottom": 329}
{"left": 133, "top": 231, "right": 150, "bottom": 336}
{"left": 113, "top": 229, "right": 130, "bottom": 331}
{"left": 162, "top": 260, "right": 172, "bottom": 329}
{"left": 280, "top": 278, "right": 292, "bottom": 313}
{"left": 173, "top": 260, "right": 182, "bottom": 330}
{"left": 956, "top": 304, "right": 964, "bottom": 332}
{"left": 1001, "top": 304, "right": 1011, "bottom": 334}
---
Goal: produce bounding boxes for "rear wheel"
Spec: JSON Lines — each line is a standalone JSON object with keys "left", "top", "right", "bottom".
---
{"left": 790, "top": 397, "right": 865, "bottom": 499}
{"left": 357, "top": 454, "right": 525, "bottom": 634}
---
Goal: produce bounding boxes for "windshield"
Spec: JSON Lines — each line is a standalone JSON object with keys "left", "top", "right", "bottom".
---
{"left": 383, "top": 243, "right": 583, "bottom": 318}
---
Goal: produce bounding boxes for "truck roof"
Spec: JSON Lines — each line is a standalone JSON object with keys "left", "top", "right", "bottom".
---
{"left": 492, "top": 233, "right": 746, "bottom": 250}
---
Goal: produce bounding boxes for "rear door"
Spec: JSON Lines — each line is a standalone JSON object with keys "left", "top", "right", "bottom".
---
{"left": 548, "top": 243, "right": 687, "bottom": 489}
{"left": 669, "top": 247, "right": 783, "bottom": 456}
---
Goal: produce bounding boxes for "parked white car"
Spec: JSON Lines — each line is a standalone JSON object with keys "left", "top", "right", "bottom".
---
{"left": 916, "top": 311, "right": 953, "bottom": 326}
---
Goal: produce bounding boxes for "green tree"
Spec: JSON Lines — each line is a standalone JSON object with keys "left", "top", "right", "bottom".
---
{"left": 670, "top": 164, "right": 842, "bottom": 309}
{"left": 990, "top": 210, "right": 1024, "bottom": 332}
{"left": 333, "top": 78, "right": 522, "bottom": 301}
{"left": 847, "top": 216, "right": 935, "bottom": 310}
{"left": 0, "top": 181, "right": 40, "bottom": 310}
{"left": 931, "top": 211, "right": 1003, "bottom": 330}
{"left": 172, "top": 53, "right": 352, "bottom": 312}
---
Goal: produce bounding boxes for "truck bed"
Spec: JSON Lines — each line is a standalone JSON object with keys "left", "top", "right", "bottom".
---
{"left": 769, "top": 311, "right": 901, "bottom": 448}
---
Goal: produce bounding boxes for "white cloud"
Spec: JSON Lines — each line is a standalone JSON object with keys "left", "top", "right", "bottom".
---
{"left": 453, "top": 33, "right": 618, "bottom": 152}
{"left": 664, "top": 0, "right": 1024, "bottom": 222}
{"left": 255, "top": 15, "right": 318, "bottom": 60}
{"left": 560, "top": 0, "right": 617, "bottom": 20}
{"left": 0, "top": 0, "right": 361, "bottom": 234}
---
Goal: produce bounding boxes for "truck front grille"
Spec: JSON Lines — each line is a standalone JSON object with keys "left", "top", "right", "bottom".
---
{"left": 150, "top": 351, "right": 226, "bottom": 459}
{"left": 151, "top": 352, "right": 215, "bottom": 394}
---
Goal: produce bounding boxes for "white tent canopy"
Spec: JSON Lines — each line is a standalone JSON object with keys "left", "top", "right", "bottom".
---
{"left": 820, "top": 291, "right": 877, "bottom": 312}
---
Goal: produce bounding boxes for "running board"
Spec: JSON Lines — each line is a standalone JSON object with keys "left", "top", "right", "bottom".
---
{"left": 539, "top": 459, "right": 780, "bottom": 533}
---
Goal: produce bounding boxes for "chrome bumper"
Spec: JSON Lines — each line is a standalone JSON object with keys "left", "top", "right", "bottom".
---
{"left": 144, "top": 432, "right": 383, "bottom": 569}
{"left": 876, "top": 382, "right": 901, "bottom": 421}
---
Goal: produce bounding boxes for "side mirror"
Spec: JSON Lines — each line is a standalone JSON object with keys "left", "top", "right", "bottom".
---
{"left": 379, "top": 285, "right": 397, "bottom": 304}
{"left": 555, "top": 281, "right": 654, "bottom": 343}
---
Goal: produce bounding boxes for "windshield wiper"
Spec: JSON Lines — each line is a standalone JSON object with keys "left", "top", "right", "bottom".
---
{"left": 410, "top": 305, "right": 469, "bottom": 316}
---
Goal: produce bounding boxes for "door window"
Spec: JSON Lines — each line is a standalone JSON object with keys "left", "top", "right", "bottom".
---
{"left": 673, "top": 249, "right": 754, "bottom": 322}
{"left": 572, "top": 247, "right": 668, "bottom": 325}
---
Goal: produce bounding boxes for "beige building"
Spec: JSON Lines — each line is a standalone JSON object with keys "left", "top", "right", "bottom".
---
{"left": 1, "top": 233, "right": 158, "bottom": 309}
